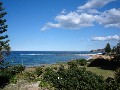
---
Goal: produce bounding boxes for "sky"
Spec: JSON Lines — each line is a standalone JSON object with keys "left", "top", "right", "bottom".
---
{"left": 1, "top": 0, "right": 120, "bottom": 51}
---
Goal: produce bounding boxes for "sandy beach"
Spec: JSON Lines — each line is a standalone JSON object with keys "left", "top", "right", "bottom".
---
{"left": 90, "top": 54, "right": 111, "bottom": 60}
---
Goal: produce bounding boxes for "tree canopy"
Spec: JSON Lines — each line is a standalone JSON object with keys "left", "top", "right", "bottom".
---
{"left": 105, "top": 43, "right": 111, "bottom": 53}
{"left": 0, "top": 2, "right": 10, "bottom": 62}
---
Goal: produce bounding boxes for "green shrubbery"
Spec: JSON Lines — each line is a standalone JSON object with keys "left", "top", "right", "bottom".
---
{"left": 40, "top": 59, "right": 120, "bottom": 90}
{"left": 43, "top": 64, "right": 106, "bottom": 90}
{"left": 0, "top": 65, "right": 25, "bottom": 88}
{"left": 105, "top": 77, "right": 120, "bottom": 90}
{"left": 67, "top": 59, "right": 87, "bottom": 69}
{"left": 35, "top": 67, "right": 43, "bottom": 77}
{"left": 115, "top": 68, "right": 120, "bottom": 83}
{"left": 25, "top": 72, "right": 36, "bottom": 82}
{"left": 88, "top": 56, "right": 120, "bottom": 69}
{"left": 88, "top": 58, "right": 109, "bottom": 67}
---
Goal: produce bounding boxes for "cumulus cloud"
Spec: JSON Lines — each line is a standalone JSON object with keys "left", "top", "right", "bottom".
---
{"left": 41, "top": 12, "right": 95, "bottom": 30}
{"left": 78, "top": 0, "right": 115, "bottom": 10}
{"left": 41, "top": 22, "right": 60, "bottom": 31}
{"left": 41, "top": 0, "right": 119, "bottom": 30}
{"left": 61, "top": 9, "right": 67, "bottom": 14}
{"left": 95, "top": 8, "right": 120, "bottom": 28}
{"left": 92, "top": 35, "right": 120, "bottom": 41}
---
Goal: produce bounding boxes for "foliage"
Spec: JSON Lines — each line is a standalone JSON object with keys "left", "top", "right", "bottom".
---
{"left": 10, "top": 65, "right": 25, "bottom": 74}
{"left": 25, "top": 72, "right": 36, "bottom": 82}
{"left": 116, "top": 42, "right": 120, "bottom": 54}
{"left": 0, "top": 65, "right": 25, "bottom": 78}
{"left": 110, "top": 55, "right": 120, "bottom": 68}
{"left": 39, "top": 79, "right": 53, "bottom": 89}
{"left": 67, "top": 59, "right": 87, "bottom": 69}
{"left": 0, "top": 1, "right": 10, "bottom": 62}
{"left": 111, "top": 46, "right": 117, "bottom": 54}
{"left": 43, "top": 65, "right": 106, "bottom": 90}
{"left": 105, "top": 77, "right": 120, "bottom": 90}
{"left": 88, "top": 58, "right": 110, "bottom": 67}
{"left": 0, "top": 65, "right": 25, "bottom": 88}
{"left": 104, "top": 43, "right": 111, "bottom": 53}
{"left": 35, "top": 66, "right": 43, "bottom": 77}
{"left": 77, "top": 59, "right": 87, "bottom": 66}
{"left": 68, "top": 60, "right": 78, "bottom": 69}
{"left": 115, "top": 68, "right": 120, "bottom": 83}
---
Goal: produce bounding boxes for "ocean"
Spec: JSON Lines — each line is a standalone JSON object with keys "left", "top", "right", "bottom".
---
{"left": 4, "top": 51, "right": 98, "bottom": 67}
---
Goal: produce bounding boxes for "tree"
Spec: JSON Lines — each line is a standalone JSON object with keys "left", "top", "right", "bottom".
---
{"left": 116, "top": 42, "right": 120, "bottom": 54}
{"left": 0, "top": 2, "right": 10, "bottom": 62}
{"left": 105, "top": 43, "right": 111, "bottom": 53}
{"left": 111, "top": 46, "right": 117, "bottom": 54}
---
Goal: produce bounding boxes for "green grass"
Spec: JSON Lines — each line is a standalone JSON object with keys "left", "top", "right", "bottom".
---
{"left": 86, "top": 67, "right": 115, "bottom": 79}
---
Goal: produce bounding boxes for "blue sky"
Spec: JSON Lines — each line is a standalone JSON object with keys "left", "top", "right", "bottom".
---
{"left": 2, "top": 0, "right": 120, "bottom": 51}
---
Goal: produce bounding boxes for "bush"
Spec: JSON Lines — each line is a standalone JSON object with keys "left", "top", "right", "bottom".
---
{"left": 111, "top": 55, "right": 120, "bottom": 67}
{"left": 25, "top": 72, "right": 36, "bottom": 82}
{"left": 67, "top": 59, "right": 87, "bottom": 69}
{"left": 43, "top": 66, "right": 106, "bottom": 90}
{"left": 105, "top": 77, "right": 120, "bottom": 90}
{"left": 0, "top": 65, "right": 25, "bottom": 88}
{"left": 68, "top": 61, "right": 78, "bottom": 69}
{"left": 77, "top": 59, "right": 87, "bottom": 66}
{"left": 115, "top": 68, "right": 120, "bottom": 83}
{"left": 10, "top": 65, "right": 25, "bottom": 74}
{"left": 88, "top": 58, "right": 109, "bottom": 67}
{"left": 35, "top": 67, "right": 43, "bottom": 77}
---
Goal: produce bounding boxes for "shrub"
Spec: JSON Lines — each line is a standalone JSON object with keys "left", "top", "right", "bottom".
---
{"left": 88, "top": 58, "right": 109, "bottom": 67}
{"left": 115, "top": 68, "right": 120, "bottom": 83}
{"left": 25, "top": 72, "right": 36, "bottom": 82}
{"left": 43, "top": 66, "right": 106, "bottom": 90}
{"left": 68, "top": 61, "right": 78, "bottom": 69}
{"left": 35, "top": 67, "right": 43, "bottom": 77}
{"left": 111, "top": 55, "right": 120, "bottom": 68}
{"left": 44, "top": 67, "right": 57, "bottom": 83}
{"left": 53, "top": 67, "right": 57, "bottom": 70}
{"left": 11, "top": 65, "right": 25, "bottom": 74}
{"left": 105, "top": 77, "right": 120, "bottom": 90}
{"left": 77, "top": 59, "right": 87, "bottom": 66}
{"left": 0, "top": 65, "right": 25, "bottom": 88}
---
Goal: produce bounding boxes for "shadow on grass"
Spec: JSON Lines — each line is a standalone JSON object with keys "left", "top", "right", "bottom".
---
{"left": 99, "top": 66, "right": 119, "bottom": 70}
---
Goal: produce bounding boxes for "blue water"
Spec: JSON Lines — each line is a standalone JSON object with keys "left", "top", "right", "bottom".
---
{"left": 4, "top": 51, "right": 98, "bottom": 67}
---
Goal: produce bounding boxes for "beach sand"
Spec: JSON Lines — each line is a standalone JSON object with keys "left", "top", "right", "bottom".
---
{"left": 90, "top": 55, "right": 111, "bottom": 60}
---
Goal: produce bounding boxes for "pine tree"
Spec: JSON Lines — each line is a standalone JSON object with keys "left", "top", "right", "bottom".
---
{"left": 116, "top": 42, "right": 120, "bottom": 54}
{"left": 0, "top": 2, "right": 10, "bottom": 62}
{"left": 105, "top": 43, "right": 111, "bottom": 53}
{"left": 111, "top": 46, "right": 117, "bottom": 54}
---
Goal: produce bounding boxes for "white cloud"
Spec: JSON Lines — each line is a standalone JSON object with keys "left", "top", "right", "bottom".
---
{"left": 41, "top": 0, "right": 119, "bottom": 30}
{"left": 41, "top": 12, "right": 95, "bottom": 30}
{"left": 61, "top": 9, "right": 67, "bottom": 14}
{"left": 88, "top": 9, "right": 101, "bottom": 14}
{"left": 95, "top": 8, "right": 120, "bottom": 28}
{"left": 92, "top": 35, "right": 120, "bottom": 41}
{"left": 41, "top": 22, "right": 60, "bottom": 31}
{"left": 78, "top": 0, "right": 115, "bottom": 10}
